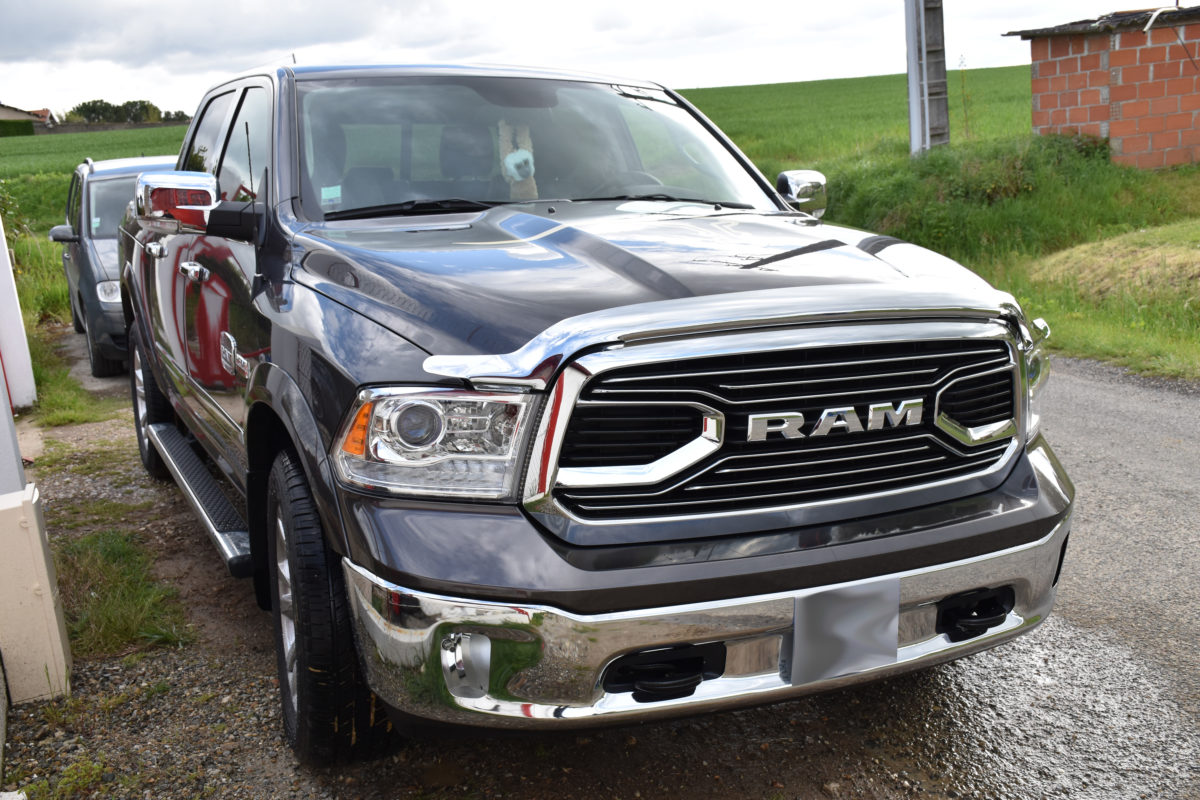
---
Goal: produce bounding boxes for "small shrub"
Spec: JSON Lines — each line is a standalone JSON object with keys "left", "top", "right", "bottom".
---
{"left": 0, "top": 119, "right": 35, "bottom": 138}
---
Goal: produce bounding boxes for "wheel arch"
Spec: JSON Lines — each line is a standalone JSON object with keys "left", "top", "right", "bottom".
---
{"left": 245, "top": 362, "right": 351, "bottom": 609}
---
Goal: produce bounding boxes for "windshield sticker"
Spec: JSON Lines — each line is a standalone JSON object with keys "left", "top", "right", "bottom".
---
{"left": 321, "top": 185, "right": 342, "bottom": 207}
{"left": 92, "top": 216, "right": 101, "bottom": 231}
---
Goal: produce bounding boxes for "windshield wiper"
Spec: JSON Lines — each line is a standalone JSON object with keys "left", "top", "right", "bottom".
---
{"left": 572, "top": 193, "right": 755, "bottom": 209}
{"left": 323, "top": 198, "right": 498, "bottom": 221}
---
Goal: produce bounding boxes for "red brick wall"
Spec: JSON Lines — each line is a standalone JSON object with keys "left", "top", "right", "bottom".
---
{"left": 1030, "top": 24, "right": 1200, "bottom": 168}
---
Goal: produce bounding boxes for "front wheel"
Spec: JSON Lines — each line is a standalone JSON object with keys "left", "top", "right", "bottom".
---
{"left": 267, "top": 447, "right": 392, "bottom": 763}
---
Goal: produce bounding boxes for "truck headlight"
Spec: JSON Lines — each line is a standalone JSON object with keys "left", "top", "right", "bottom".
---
{"left": 333, "top": 387, "right": 541, "bottom": 501}
{"left": 1024, "top": 318, "right": 1051, "bottom": 441}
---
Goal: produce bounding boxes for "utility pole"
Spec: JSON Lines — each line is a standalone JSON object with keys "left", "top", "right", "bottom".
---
{"left": 905, "top": 0, "right": 950, "bottom": 154}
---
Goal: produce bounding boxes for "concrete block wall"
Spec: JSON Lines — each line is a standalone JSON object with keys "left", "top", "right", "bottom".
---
{"left": 1030, "top": 24, "right": 1200, "bottom": 168}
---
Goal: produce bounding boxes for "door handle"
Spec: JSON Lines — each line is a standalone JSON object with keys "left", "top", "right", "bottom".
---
{"left": 145, "top": 241, "right": 164, "bottom": 259}
{"left": 179, "top": 262, "right": 210, "bottom": 283}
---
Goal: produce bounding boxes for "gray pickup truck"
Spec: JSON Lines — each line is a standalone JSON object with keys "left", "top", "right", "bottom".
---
{"left": 120, "top": 64, "right": 1074, "bottom": 763}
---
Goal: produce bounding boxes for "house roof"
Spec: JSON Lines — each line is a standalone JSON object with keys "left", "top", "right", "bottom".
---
{"left": 0, "top": 103, "right": 41, "bottom": 121}
{"left": 1006, "top": 6, "right": 1200, "bottom": 39}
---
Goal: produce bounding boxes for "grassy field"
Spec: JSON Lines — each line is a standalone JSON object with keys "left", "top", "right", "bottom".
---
{"left": 0, "top": 126, "right": 187, "bottom": 233}
{"left": 683, "top": 65, "right": 1036, "bottom": 176}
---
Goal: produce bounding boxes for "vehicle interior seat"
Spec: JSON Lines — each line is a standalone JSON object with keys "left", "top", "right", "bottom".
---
{"left": 438, "top": 124, "right": 498, "bottom": 199}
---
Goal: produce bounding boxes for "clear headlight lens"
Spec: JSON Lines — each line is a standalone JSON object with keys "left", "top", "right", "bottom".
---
{"left": 333, "top": 387, "right": 541, "bottom": 501}
{"left": 95, "top": 280, "right": 121, "bottom": 304}
{"left": 1024, "top": 318, "right": 1051, "bottom": 441}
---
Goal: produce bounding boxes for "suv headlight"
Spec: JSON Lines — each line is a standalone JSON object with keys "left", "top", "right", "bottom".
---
{"left": 1024, "top": 318, "right": 1051, "bottom": 441}
{"left": 96, "top": 280, "right": 121, "bottom": 305}
{"left": 333, "top": 387, "right": 541, "bottom": 501}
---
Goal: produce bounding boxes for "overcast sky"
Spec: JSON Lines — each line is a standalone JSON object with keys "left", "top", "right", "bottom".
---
{"left": 0, "top": 0, "right": 1109, "bottom": 115}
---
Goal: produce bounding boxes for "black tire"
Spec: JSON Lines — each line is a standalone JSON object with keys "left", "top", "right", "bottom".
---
{"left": 84, "top": 311, "right": 124, "bottom": 377}
{"left": 70, "top": 294, "right": 85, "bottom": 334}
{"left": 129, "top": 326, "right": 172, "bottom": 480}
{"left": 267, "top": 447, "right": 392, "bottom": 764}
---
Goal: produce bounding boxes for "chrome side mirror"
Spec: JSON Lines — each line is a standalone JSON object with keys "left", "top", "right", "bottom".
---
{"left": 135, "top": 171, "right": 218, "bottom": 235}
{"left": 776, "top": 169, "right": 827, "bottom": 218}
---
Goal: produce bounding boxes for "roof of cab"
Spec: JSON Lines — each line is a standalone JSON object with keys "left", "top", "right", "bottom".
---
{"left": 285, "top": 62, "right": 661, "bottom": 89}
{"left": 83, "top": 155, "right": 179, "bottom": 177}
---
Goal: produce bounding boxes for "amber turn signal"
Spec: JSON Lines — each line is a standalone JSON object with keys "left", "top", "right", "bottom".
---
{"left": 341, "top": 401, "right": 374, "bottom": 457}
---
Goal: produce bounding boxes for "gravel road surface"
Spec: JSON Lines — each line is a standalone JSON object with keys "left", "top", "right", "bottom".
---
{"left": 2, "top": 347, "right": 1197, "bottom": 799}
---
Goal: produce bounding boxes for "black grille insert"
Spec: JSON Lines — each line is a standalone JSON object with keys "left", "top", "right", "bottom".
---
{"left": 555, "top": 338, "right": 1017, "bottom": 520}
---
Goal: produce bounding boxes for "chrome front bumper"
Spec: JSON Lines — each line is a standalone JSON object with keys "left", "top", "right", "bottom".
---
{"left": 342, "top": 515, "right": 1069, "bottom": 729}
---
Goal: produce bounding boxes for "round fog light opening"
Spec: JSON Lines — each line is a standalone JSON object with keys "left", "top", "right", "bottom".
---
{"left": 392, "top": 401, "right": 445, "bottom": 449}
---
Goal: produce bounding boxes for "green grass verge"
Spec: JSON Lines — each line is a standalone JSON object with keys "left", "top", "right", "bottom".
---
{"left": 1002, "top": 219, "right": 1200, "bottom": 380}
{"left": 24, "top": 326, "right": 127, "bottom": 426}
{"left": 11, "top": 232, "right": 69, "bottom": 324}
{"left": 54, "top": 529, "right": 191, "bottom": 658}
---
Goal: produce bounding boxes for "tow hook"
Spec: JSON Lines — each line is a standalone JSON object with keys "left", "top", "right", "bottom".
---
{"left": 935, "top": 586, "right": 1016, "bottom": 643}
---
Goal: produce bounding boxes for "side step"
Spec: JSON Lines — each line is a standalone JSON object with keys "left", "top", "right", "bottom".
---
{"left": 147, "top": 423, "right": 253, "bottom": 578}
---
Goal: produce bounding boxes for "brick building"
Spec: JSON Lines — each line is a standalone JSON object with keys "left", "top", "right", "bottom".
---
{"left": 1008, "top": 6, "right": 1200, "bottom": 168}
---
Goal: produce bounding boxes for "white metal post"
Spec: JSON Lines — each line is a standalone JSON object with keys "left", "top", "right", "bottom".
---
{"left": 0, "top": 213, "right": 36, "bottom": 409}
{"left": 0, "top": 212, "right": 69, "bottom": 705}
{"left": 906, "top": 0, "right": 930, "bottom": 154}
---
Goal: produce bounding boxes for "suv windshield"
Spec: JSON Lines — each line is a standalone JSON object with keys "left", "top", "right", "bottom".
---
{"left": 296, "top": 75, "right": 776, "bottom": 220}
{"left": 87, "top": 175, "right": 138, "bottom": 239}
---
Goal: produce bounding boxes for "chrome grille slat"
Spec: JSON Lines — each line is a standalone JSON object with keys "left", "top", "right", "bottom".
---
{"left": 600, "top": 347, "right": 1011, "bottom": 385}
{"left": 554, "top": 337, "right": 1019, "bottom": 520}
{"left": 713, "top": 444, "right": 935, "bottom": 475}
{"left": 567, "top": 459, "right": 1003, "bottom": 513}
{"left": 686, "top": 455, "right": 951, "bottom": 492}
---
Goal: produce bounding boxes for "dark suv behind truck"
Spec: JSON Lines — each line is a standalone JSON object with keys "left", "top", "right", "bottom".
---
{"left": 120, "top": 64, "right": 1073, "bottom": 763}
{"left": 50, "top": 155, "right": 176, "bottom": 376}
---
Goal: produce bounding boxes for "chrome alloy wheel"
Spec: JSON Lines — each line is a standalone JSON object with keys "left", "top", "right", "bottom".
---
{"left": 274, "top": 509, "right": 299, "bottom": 714}
{"left": 132, "top": 345, "right": 149, "bottom": 458}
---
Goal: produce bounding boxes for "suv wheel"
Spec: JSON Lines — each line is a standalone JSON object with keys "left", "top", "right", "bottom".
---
{"left": 84, "top": 311, "right": 124, "bottom": 377}
{"left": 267, "top": 447, "right": 392, "bottom": 763}
{"left": 70, "top": 294, "right": 85, "bottom": 334}
{"left": 130, "top": 327, "right": 171, "bottom": 480}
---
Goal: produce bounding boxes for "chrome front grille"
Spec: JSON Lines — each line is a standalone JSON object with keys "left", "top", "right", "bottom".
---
{"left": 554, "top": 338, "right": 1017, "bottom": 521}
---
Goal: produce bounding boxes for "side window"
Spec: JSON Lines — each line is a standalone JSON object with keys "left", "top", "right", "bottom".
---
{"left": 217, "top": 87, "right": 271, "bottom": 202}
{"left": 66, "top": 173, "right": 82, "bottom": 230}
{"left": 182, "top": 91, "right": 235, "bottom": 174}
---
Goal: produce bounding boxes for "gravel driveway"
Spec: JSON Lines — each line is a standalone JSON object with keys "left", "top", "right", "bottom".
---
{"left": 2, "top": 349, "right": 1197, "bottom": 800}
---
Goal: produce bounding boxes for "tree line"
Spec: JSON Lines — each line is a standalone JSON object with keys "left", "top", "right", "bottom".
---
{"left": 66, "top": 99, "right": 190, "bottom": 124}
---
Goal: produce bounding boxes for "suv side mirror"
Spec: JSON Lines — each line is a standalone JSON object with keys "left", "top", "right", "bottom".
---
{"left": 776, "top": 170, "right": 827, "bottom": 218}
{"left": 136, "top": 171, "right": 218, "bottom": 234}
{"left": 48, "top": 224, "right": 79, "bottom": 243}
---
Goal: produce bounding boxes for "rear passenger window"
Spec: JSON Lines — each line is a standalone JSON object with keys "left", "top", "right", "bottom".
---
{"left": 66, "top": 173, "right": 82, "bottom": 230}
{"left": 183, "top": 91, "right": 235, "bottom": 175}
{"left": 218, "top": 87, "right": 271, "bottom": 201}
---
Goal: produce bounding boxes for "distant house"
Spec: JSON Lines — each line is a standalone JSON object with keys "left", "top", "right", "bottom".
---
{"left": 1008, "top": 6, "right": 1200, "bottom": 169}
{"left": 26, "top": 108, "right": 58, "bottom": 127}
{"left": 0, "top": 103, "right": 41, "bottom": 123}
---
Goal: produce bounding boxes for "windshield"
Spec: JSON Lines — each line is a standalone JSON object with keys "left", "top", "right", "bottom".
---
{"left": 296, "top": 75, "right": 776, "bottom": 219}
{"left": 86, "top": 176, "right": 137, "bottom": 239}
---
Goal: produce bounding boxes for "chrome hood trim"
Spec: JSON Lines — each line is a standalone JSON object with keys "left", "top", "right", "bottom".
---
{"left": 423, "top": 281, "right": 1023, "bottom": 389}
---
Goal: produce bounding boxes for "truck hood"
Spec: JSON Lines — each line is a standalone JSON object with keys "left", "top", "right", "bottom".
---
{"left": 293, "top": 202, "right": 998, "bottom": 358}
